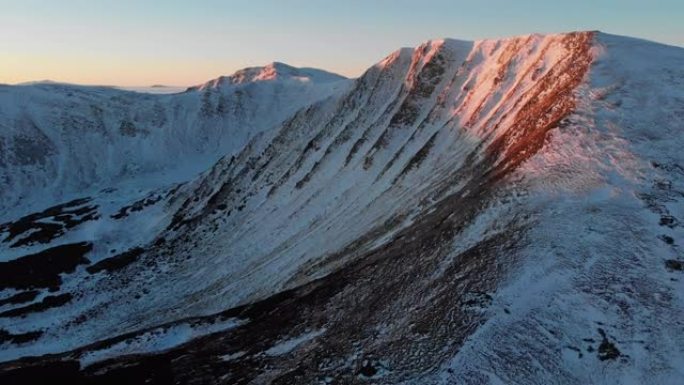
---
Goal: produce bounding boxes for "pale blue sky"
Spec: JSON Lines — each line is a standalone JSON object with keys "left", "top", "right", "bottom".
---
{"left": 1, "top": 0, "right": 682, "bottom": 86}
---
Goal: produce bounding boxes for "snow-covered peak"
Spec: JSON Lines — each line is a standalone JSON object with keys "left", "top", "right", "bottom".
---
{"left": 188, "top": 62, "right": 347, "bottom": 91}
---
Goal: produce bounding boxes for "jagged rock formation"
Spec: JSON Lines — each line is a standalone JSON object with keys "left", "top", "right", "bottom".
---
{"left": 0, "top": 31, "right": 683, "bottom": 384}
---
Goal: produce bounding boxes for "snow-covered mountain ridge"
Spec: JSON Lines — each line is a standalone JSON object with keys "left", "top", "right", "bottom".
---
{"left": 0, "top": 31, "right": 683, "bottom": 384}
{"left": 189, "top": 61, "right": 347, "bottom": 90}
{"left": 0, "top": 63, "right": 350, "bottom": 219}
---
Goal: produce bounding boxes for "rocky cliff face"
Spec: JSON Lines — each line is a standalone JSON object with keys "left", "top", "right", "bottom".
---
{"left": 1, "top": 31, "right": 683, "bottom": 384}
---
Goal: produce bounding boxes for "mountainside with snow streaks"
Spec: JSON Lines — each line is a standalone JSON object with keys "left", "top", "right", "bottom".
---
{"left": 0, "top": 31, "right": 683, "bottom": 384}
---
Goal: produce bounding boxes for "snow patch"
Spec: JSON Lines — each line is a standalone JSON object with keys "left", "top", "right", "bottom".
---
{"left": 265, "top": 329, "right": 326, "bottom": 356}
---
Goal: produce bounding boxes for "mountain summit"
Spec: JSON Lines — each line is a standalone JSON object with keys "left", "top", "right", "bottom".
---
{"left": 188, "top": 62, "right": 347, "bottom": 91}
{"left": 0, "top": 31, "right": 683, "bottom": 384}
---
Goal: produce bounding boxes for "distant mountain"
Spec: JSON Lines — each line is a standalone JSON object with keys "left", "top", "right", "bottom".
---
{"left": 0, "top": 64, "right": 349, "bottom": 219}
{"left": 0, "top": 31, "right": 683, "bottom": 385}
{"left": 117, "top": 85, "right": 188, "bottom": 94}
{"left": 188, "top": 62, "right": 347, "bottom": 91}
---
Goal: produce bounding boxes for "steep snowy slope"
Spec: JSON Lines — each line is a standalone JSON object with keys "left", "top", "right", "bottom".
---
{"left": 0, "top": 63, "right": 348, "bottom": 219}
{"left": 0, "top": 31, "right": 683, "bottom": 384}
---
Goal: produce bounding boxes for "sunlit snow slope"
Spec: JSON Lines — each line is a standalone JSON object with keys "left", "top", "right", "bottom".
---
{"left": 0, "top": 31, "right": 683, "bottom": 385}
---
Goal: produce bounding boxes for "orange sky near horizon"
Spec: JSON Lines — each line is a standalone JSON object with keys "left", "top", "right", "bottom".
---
{"left": 0, "top": 53, "right": 369, "bottom": 87}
